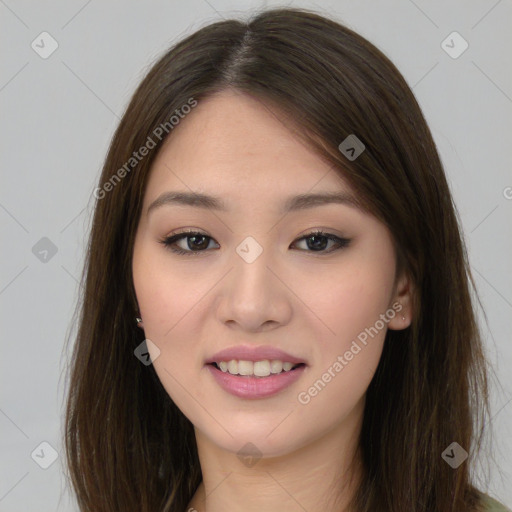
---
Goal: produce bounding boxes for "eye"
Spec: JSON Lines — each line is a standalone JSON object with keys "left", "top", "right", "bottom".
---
{"left": 159, "top": 229, "right": 350, "bottom": 256}
{"left": 159, "top": 230, "right": 219, "bottom": 256}
{"left": 292, "top": 230, "right": 350, "bottom": 254}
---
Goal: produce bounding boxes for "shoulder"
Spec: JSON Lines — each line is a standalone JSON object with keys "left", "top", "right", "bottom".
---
{"left": 479, "top": 494, "right": 511, "bottom": 512}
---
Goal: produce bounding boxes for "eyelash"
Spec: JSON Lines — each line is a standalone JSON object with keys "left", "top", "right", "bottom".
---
{"left": 159, "top": 229, "right": 350, "bottom": 257}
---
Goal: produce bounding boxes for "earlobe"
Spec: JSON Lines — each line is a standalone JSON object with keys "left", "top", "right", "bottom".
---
{"left": 387, "top": 273, "right": 414, "bottom": 330}
{"left": 135, "top": 316, "right": 144, "bottom": 329}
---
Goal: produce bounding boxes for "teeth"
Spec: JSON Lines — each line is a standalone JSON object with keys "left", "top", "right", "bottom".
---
{"left": 216, "top": 359, "right": 299, "bottom": 377}
{"left": 238, "top": 360, "right": 253, "bottom": 376}
{"left": 254, "top": 360, "right": 270, "bottom": 377}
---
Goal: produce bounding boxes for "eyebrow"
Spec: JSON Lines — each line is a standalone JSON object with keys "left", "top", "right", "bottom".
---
{"left": 146, "top": 190, "right": 363, "bottom": 216}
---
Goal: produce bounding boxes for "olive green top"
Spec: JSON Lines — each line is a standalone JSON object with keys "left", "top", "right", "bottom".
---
{"left": 481, "top": 494, "right": 511, "bottom": 511}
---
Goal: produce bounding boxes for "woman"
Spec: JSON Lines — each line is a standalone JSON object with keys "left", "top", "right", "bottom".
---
{"left": 63, "top": 7, "right": 509, "bottom": 512}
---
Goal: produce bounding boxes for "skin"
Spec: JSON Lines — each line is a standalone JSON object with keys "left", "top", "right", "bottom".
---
{"left": 132, "top": 89, "right": 413, "bottom": 512}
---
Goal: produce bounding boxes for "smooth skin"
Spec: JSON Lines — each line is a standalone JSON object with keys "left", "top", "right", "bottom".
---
{"left": 132, "top": 89, "right": 413, "bottom": 512}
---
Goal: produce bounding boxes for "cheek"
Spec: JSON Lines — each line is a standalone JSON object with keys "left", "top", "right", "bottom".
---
{"left": 132, "top": 241, "right": 223, "bottom": 393}
{"left": 301, "top": 243, "right": 396, "bottom": 406}
{"left": 132, "top": 248, "right": 208, "bottom": 410}
{"left": 310, "top": 254, "right": 396, "bottom": 346}
{"left": 297, "top": 281, "right": 391, "bottom": 423}
{"left": 133, "top": 240, "right": 203, "bottom": 337}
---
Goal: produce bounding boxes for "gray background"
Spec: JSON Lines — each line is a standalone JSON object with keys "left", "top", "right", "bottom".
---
{"left": 1, "top": 0, "right": 511, "bottom": 510}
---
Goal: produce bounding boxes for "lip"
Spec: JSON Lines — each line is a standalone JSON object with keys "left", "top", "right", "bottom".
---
{"left": 206, "top": 363, "right": 306, "bottom": 399}
{"left": 205, "top": 345, "right": 307, "bottom": 365}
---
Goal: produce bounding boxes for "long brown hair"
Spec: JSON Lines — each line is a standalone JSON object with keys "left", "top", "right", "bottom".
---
{"left": 63, "top": 7, "right": 491, "bottom": 511}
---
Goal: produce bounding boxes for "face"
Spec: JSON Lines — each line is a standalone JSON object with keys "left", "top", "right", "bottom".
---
{"left": 132, "top": 89, "right": 411, "bottom": 459}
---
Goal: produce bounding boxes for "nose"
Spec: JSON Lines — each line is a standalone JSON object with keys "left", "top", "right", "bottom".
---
{"left": 215, "top": 241, "right": 293, "bottom": 333}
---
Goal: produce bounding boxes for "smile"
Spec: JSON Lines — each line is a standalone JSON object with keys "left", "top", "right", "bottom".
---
{"left": 206, "top": 362, "right": 306, "bottom": 399}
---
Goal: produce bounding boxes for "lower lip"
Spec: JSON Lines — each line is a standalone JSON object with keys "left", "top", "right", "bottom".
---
{"left": 206, "top": 364, "right": 306, "bottom": 399}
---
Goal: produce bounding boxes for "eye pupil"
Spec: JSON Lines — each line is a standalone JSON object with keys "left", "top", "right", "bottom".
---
{"left": 307, "top": 235, "right": 328, "bottom": 251}
{"left": 189, "top": 235, "right": 209, "bottom": 250}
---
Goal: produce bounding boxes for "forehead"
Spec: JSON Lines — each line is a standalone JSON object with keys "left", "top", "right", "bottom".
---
{"left": 145, "top": 89, "right": 354, "bottom": 206}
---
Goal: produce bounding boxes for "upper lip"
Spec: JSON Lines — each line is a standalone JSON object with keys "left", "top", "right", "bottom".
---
{"left": 205, "top": 345, "right": 307, "bottom": 365}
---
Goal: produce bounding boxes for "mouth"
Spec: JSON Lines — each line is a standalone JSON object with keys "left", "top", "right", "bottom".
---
{"left": 205, "top": 360, "right": 307, "bottom": 399}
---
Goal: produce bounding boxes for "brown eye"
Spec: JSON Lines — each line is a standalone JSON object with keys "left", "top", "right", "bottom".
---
{"left": 160, "top": 231, "right": 219, "bottom": 256}
{"left": 292, "top": 231, "right": 351, "bottom": 254}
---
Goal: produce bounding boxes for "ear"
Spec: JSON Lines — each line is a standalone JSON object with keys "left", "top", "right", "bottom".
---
{"left": 387, "top": 271, "right": 414, "bottom": 330}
